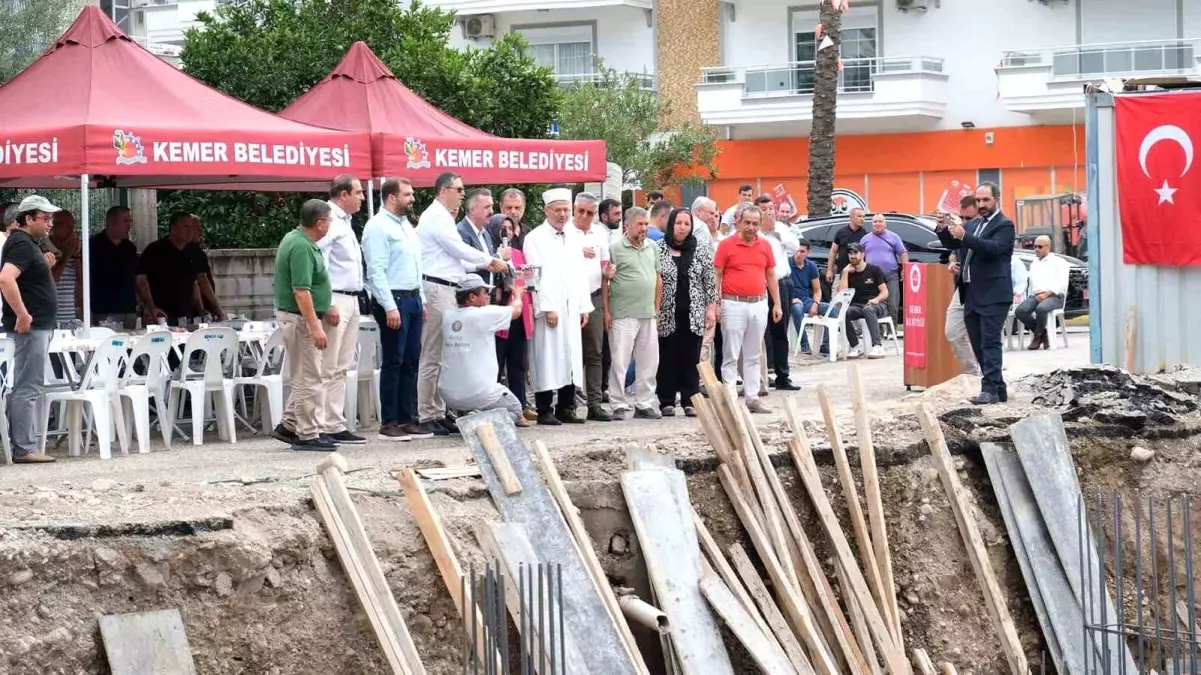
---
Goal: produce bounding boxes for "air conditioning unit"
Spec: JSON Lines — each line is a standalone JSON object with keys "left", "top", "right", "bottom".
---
{"left": 896, "top": 0, "right": 928, "bottom": 11}
{"left": 465, "top": 15, "right": 496, "bottom": 39}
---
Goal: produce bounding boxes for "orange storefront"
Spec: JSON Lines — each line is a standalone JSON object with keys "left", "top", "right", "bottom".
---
{"left": 705, "top": 125, "right": 1087, "bottom": 217}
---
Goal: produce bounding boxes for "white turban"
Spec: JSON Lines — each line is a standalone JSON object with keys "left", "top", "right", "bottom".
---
{"left": 542, "top": 188, "right": 572, "bottom": 206}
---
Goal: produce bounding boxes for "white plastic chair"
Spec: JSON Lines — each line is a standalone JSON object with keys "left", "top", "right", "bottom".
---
{"left": 164, "top": 327, "right": 239, "bottom": 448}
{"left": 797, "top": 289, "right": 855, "bottom": 362}
{"left": 345, "top": 321, "right": 382, "bottom": 431}
{"left": 39, "top": 334, "right": 130, "bottom": 460}
{"left": 118, "top": 332, "right": 175, "bottom": 454}
{"left": 234, "top": 327, "right": 286, "bottom": 434}
{"left": 0, "top": 337, "right": 13, "bottom": 464}
{"left": 1003, "top": 304, "right": 1026, "bottom": 351}
{"left": 871, "top": 315, "right": 902, "bottom": 356}
{"left": 1048, "top": 307, "right": 1069, "bottom": 350}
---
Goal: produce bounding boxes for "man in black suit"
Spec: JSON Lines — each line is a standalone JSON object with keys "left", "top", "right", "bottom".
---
{"left": 936, "top": 182, "right": 1014, "bottom": 405}
{"left": 458, "top": 188, "right": 499, "bottom": 285}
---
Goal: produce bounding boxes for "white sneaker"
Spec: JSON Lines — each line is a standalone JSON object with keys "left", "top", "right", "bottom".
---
{"left": 868, "top": 345, "right": 886, "bottom": 359}
{"left": 847, "top": 346, "right": 865, "bottom": 359}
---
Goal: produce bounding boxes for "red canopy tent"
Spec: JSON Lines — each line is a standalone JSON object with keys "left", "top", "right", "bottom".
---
{"left": 0, "top": 6, "right": 373, "bottom": 327}
{"left": 280, "top": 42, "right": 605, "bottom": 188}
{"left": 0, "top": 6, "right": 372, "bottom": 191}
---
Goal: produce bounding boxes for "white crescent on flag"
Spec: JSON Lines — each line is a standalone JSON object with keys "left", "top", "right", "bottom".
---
{"left": 1138, "top": 124, "right": 1194, "bottom": 178}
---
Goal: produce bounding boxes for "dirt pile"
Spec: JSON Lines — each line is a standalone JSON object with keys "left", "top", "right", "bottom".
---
{"left": 1030, "top": 365, "right": 1199, "bottom": 428}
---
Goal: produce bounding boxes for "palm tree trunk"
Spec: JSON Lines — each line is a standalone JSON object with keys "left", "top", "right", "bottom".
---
{"left": 806, "top": 2, "right": 842, "bottom": 217}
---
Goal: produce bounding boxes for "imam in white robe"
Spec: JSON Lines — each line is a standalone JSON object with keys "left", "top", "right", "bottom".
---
{"left": 522, "top": 220, "right": 594, "bottom": 393}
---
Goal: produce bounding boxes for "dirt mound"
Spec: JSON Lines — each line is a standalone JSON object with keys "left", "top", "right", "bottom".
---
{"left": 1029, "top": 365, "right": 1198, "bottom": 429}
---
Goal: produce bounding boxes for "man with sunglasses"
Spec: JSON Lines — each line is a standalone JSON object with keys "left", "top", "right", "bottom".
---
{"left": 1015, "top": 234, "right": 1069, "bottom": 350}
{"left": 0, "top": 196, "right": 63, "bottom": 463}
{"left": 416, "top": 172, "right": 508, "bottom": 437}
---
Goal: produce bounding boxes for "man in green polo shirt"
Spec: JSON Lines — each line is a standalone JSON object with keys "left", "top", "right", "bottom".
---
{"left": 602, "top": 206, "right": 661, "bottom": 419}
{"left": 272, "top": 199, "right": 338, "bottom": 452}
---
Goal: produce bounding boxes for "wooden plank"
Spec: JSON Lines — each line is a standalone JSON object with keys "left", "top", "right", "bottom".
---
{"left": 917, "top": 404, "right": 1027, "bottom": 674}
{"left": 413, "top": 466, "right": 481, "bottom": 480}
{"left": 699, "top": 568, "right": 798, "bottom": 675}
{"left": 458, "top": 410, "right": 638, "bottom": 675}
{"left": 741, "top": 403, "right": 868, "bottom": 672}
{"left": 395, "top": 469, "right": 498, "bottom": 671}
{"left": 784, "top": 437, "right": 912, "bottom": 674}
{"left": 815, "top": 385, "right": 890, "bottom": 628}
{"left": 532, "top": 440, "right": 650, "bottom": 675}
{"left": 939, "top": 662, "right": 959, "bottom": 675}
{"left": 477, "top": 521, "right": 590, "bottom": 674}
{"left": 727, "top": 543, "right": 815, "bottom": 675}
{"left": 622, "top": 469, "right": 733, "bottom": 675}
{"left": 312, "top": 478, "right": 409, "bottom": 675}
{"left": 99, "top": 609, "right": 197, "bottom": 675}
{"left": 911, "top": 648, "right": 937, "bottom": 675}
{"left": 848, "top": 363, "right": 902, "bottom": 646}
{"left": 692, "top": 510, "right": 771, "bottom": 639}
{"left": 697, "top": 361, "right": 741, "bottom": 452}
{"left": 476, "top": 422, "right": 522, "bottom": 495}
{"left": 691, "top": 392, "right": 754, "bottom": 497}
{"left": 836, "top": 561, "right": 882, "bottom": 675}
{"left": 718, "top": 465, "right": 838, "bottom": 675}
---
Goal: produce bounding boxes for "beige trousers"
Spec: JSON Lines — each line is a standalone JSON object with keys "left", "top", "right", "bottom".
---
{"left": 607, "top": 317, "right": 659, "bottom": 411}
{"left": 417, "top": 281, "right": 457, "bottom": 423}
{"left": 320, "top": 293, "right": 360, "bottom": 433}
{"left": 279, "top": 311, "right": 325, "bottom": 440}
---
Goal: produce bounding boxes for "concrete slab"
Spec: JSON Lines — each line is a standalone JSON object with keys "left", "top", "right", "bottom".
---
{"left": 458, "top": 409, "right": 638, "bottom": 675}
{"left": 1009, "top": 414, "right": 1137, "bottom": 674}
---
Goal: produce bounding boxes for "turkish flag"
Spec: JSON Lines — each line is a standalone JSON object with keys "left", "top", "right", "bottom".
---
{"left": 1116, "top": 93, "right": 1201, "bottom": 265}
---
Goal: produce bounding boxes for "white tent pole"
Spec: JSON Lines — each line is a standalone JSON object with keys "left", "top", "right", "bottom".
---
{"left": 367, "top": 179, "right": 375, "bottom": 217}
{"left": 80, "top": 174, "right": 92, "bottom": 336}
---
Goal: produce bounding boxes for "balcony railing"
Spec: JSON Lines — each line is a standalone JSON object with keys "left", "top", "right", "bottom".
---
{"left": 1000, "top": 38, "right": 1198, "bottom": 79}
{"left": 700, "top": 56, "right": 944, "bottom": 98}
{"left": 556, "top": 71, "right": 655, "bottom": 91}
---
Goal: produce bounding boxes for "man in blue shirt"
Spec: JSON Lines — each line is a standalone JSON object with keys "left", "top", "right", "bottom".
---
{"left": 646, "top": 200, "right": 670, "bottom": 242}
{"left": 788, "top": 240, "right": 829, "bottom": 355}
{"left": 362, "top": 177, "right": 431, "bottom": 441}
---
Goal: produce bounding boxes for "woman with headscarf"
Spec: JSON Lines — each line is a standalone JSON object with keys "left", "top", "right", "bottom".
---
{"left": 655, "top": 208, "right": 716, "bottom": 417}
{"left": 488, "top": 213, "right": 535, "bottom": 425}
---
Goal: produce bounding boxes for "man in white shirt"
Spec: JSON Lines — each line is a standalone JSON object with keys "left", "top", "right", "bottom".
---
{"left": 524, "top": 187, "right": 593, "bottom": 425}
{"left": 571, "top": 192, "right": 614, "bottom": 421}
{"left": 721, "top": 184, "right": 755, "bottom": 227}
{"left": 758, "top": 196, "right": 800, "bottom": 391}
{"left": 315, "top": 174, "right": 368, "bottom": 446}
{"left": 456, "top": 188, "right": 503, "bottom": 285}
{"left": 417, "top": 172, "right": 508, "bottom": 436}
{"left": 691, "top": 196, "right": 719, "bottom": 246}
{"left": 1015, "top": 235, "right": 1070, "bottom": 350}
{"left": 438, "top": 274, "right": 526, "bottom": 423}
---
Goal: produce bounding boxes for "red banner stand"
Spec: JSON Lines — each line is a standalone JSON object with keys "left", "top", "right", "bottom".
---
{"left": 903, "top": 263, "right": 962, "bottom": 390}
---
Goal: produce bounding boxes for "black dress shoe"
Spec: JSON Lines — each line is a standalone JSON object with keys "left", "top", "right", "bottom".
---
{"left": 555, "top": 410, "right": 585, "bottom": 424}
{"left": 537, "top": 412, "right": 562, "bottom": 426}
{"left": 587, "top": 407, "right": 614, "bottom": 422}
{"left": 970, "top": 392, "right": 1000, "bottom": 405}
{"left": 774, "top": 380, "right": 800, "bottom": 391}
{"left": 328, "top": 430, "right": 367, "bottom": 444}
{"left": 292, "top": 437, "right": 338, "bottom": 452}
{"left": 272, "top": 423, "right": 299, "bottom": 445}
{"left": 997, "top": 387, "right": 1008, "bottom": 403}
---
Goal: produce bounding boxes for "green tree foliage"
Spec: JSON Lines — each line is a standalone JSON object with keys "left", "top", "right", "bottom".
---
{"left": 161, "top": 0, "right": 560, "bottom": 246}
{"left": 0, "top": 0, "right": 86, "bottom": 83}
{"left": 556, "top": 62, "right": 718, "bottom": 192}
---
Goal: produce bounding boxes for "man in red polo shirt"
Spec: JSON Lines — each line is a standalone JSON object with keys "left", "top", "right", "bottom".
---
{"left": 713, "top": 202, "right": 783, "bottom": 413}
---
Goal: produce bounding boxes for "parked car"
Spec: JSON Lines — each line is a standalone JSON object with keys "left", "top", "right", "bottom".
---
{"left": 790, "top": 213, "right": 1089, "bottom": 318}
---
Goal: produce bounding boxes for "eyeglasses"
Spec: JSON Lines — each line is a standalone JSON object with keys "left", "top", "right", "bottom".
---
{"left": 1034, "top": 244, "right": 1048, "bottom": 249}
{"left": 576, "top": 209, "right": 596, "bottom": 217}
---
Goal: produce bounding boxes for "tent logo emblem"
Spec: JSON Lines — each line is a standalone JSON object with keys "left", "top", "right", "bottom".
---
{"left": 829, "top": 188, "right": 867, "bottom": 216}
{"left": 404, "top": 137, "right": 430, "bottom": 170}
{"left": 113, "top": 130, "right": 147, "bottom": 166}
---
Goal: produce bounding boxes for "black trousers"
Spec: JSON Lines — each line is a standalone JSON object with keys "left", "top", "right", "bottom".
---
{"left": 495, "top": 319, "right": 528, "bottom": 409}
{"left": 601, "top": 329, "right": 611, "bottom": 394}
{"left": 656, "top": 329, "right": 703, "bottom": 408}
{"left": 764, "top": 278, "right": 792, "bottom": 384}
{"left": 535, "top": 384, "right": 576, "bottom": 416}
{"left": 713, "top": 327, "right": 724, "bottom": 382}
{"left": 963, "top": 291, "right": 1008, "bottom": 397}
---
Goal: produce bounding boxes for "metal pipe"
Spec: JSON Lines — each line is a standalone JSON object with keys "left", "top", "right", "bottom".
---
{"left": 80, "top": 174, "right": 91, "bottom": 333}
{"left": 617, "top": 595, "right": 671, "bottom": 635}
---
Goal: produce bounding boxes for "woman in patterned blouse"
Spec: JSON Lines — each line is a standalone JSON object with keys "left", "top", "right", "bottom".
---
{"left": 655, "top": 208, "right": 717, "bottom": 417}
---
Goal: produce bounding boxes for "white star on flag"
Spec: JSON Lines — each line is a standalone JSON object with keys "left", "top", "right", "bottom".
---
{"left": 1155, "top": 179, "right": 1178, "bottom": 205}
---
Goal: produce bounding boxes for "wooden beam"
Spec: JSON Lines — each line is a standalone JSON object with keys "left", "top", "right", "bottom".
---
{"left": 693, "top": 510, "right": 770, "bottom": 639}
{"left": 784, "top": 438, "right": 912, "bottom": 675}
{"left": 531, "top": 441, "right": 650, "bottom": 675}
{"left": 911, "top": 648, "right": 937, "bottom": 675}
{"left": 727, "top": 544, "right": 816, "bottom": 675}
{"left": 816, "top": 385, "right": 890, "bottom": 627}
{"left": 697, "top": 361, "right": 742, "bottom": 452}
{"left": 699, "top": 567, "right": 798, "bottom": 675}
{"left": 718, "top": 465, "right": 839, "bottom": 675}
{"left": 917, "top": 404, "right": 1028, "bottom": 674}
{"left": 740, "top": 402, "right": 869, "bottom": 672}
{"left": 475, "top": 422, "right": 522, "bottom": 495}
{"left": 848, "top": 363, "right": 903, "bottom": 645}
{"left": 836, "top": 559, "right": 881, "bottom": 675}
{"left": 939, "top": 662, "right": 959, "bottom": 675}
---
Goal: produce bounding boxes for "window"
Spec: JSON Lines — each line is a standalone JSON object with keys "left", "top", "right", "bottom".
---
{"left": 977, "top": 169, "right": 1002, "bottom": 192}
{"left": 790, "top": 5, "right": 878, "bottom": 94}
{"left": 515, "top": 25, "right": 594, "bottom": 80}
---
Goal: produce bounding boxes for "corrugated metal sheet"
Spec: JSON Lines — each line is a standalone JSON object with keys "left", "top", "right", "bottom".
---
{"left": 1089, "top": 91, "right": 1201, "bottom": 373}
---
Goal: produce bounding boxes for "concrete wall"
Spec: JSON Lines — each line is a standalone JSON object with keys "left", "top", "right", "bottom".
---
{"left": 208, "top": 248, "right": 277, "bottom": 319}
